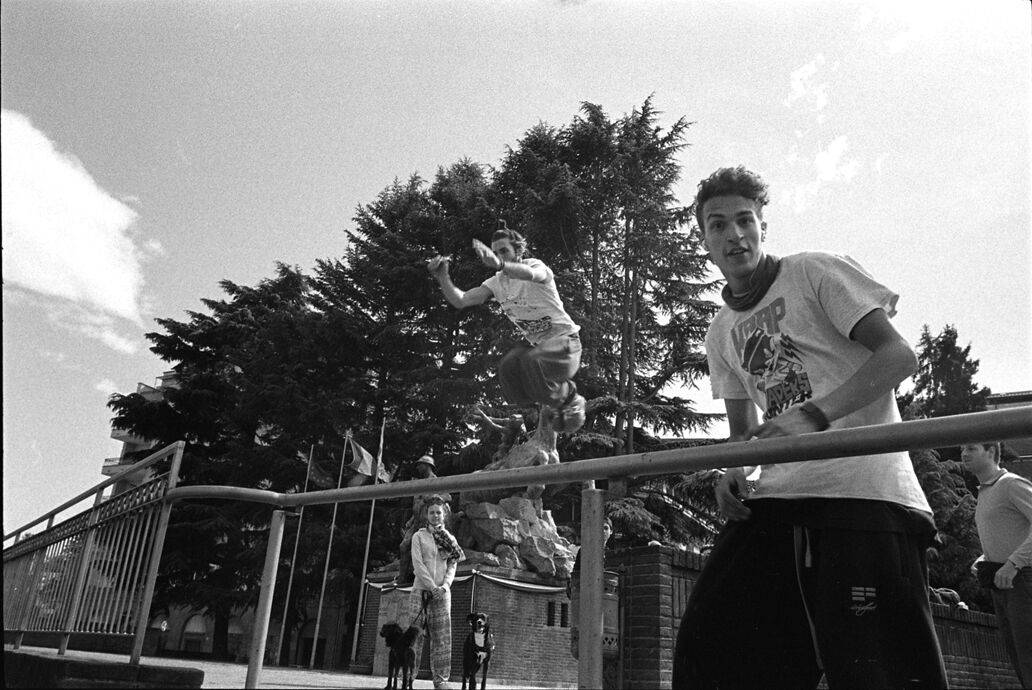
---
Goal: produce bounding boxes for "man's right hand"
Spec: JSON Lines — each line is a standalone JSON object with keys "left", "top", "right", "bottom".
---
{"left": 427, "top": 255, "right": 451, "bottom": 279}
{"left": 715, "top": 467, "right": 752, "bottom": 521}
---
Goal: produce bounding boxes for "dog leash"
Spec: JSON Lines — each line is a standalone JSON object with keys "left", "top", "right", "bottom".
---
{"left": 413, "top": 590, "right": 432, "bottom": 632}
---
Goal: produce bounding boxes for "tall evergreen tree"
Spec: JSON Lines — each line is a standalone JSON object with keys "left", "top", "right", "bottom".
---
{"left": 898, "top": 324, "right": 992, "bottom": 423}
{"left": 108, "top": 265, "right": 395, "bottom": 660}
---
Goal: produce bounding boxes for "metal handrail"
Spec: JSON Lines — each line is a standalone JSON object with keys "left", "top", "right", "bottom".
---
{"left": 4, "top": 442, "right": 185, "bottom": 543}
{"left": 165, "top": 407, "right": 1032, "bottom": 508}
{"left": 5, "top": 408, "right": 1030, "bottom": 689}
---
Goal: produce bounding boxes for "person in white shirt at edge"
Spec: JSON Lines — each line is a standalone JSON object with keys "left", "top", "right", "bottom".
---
{"left": 672, "top": 166, "right": 947, "bottom": 689}
{"left": 427, "top": 220, "right": 586, "bottom": 434}
{"left": 409, "top": 495, "right": 464, "bottom": 690}
{"left": 963, "top": 441, "right": 1032, "bottom": 687}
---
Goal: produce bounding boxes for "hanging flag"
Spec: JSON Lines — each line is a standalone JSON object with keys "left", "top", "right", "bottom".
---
{"left": 347, "top": 436, "right": 376, "bottom": 476}
{"left": 347, "top": 438, "right": 391, "bottom": 484}
{"left": 372, "top": 416, "right": 390, "bottom": 484}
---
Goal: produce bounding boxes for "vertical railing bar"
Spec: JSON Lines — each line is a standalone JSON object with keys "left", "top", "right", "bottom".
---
{"left": 4, "top": 557, "right": 26, "bottom": 625}
{"left": 122, "top": 506, "right": 153, "bottom": 634}
{"left": 16, "top": 548, "right": 47, "bottom": 644}
{"left": 83, "top": 511, "right": 117, "bottom": 633}
{"left": 578, "top": 481, "right": 605, "bottom": 690}
{"left": 101, "top": 499, "right": 137, "bottom": 633}
{"left": 54, "top": 537, "right": 79, "bottom": 633}
{"left": 79, "top": 520, "right": 108, "bottom": 634}
{"left": 68, "top": 492, "right": 106, "bottom": 637}
{"left": 58, "top": 519, "right": 97, "bottom": 655}
{"left": 245, "top": 509, "right": 286, "bottom": 689}
{"left": 13, "top": 550, "right": 45, "bottom": 648}
{"left": 35, "top": 542, "right": 61, "bottom": 631}
{"left": 130, "top": 442, "right": 185, "bottom": 665}
{"left": 96, "top": 513, "right": 126, "bottom": 633}
{"left": 122, "top": 502, "right": 157, "bottom": 635}
{"left": 111, "top": 512, "right": 142, "bottom": 635}
{"left": 123, "top": 491, "right": 159, "bottom": 637}
{"left": 108, "top": 507, "right": 141, "bottom": 635}
{"left": 28, "top": 543, "right": 50, "bottom": 632}
{"left": 95, "top": 501, "right": 127, "bottom": 632}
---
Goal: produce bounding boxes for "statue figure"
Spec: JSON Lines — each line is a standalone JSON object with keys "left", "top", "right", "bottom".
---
{"left": 396, "top": 452, "right": 453, "bottom": 585}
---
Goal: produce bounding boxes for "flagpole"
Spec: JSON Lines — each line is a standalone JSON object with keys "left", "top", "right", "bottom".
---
{"left": 276, "top": 443, "right": 315, "bottom": 666}
{"left": 309, "top": 440, "right": 349, "bottom": 669}
{"left": 348, "top": 416, "right": 386, "bottom": 667}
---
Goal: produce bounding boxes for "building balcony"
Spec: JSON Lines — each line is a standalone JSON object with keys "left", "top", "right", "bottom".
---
{"left": 110, "top": 426, "right": 145, "bottom": 443}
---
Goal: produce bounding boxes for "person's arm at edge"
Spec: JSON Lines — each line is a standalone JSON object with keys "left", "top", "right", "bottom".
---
{"left": 715, "top": 398, "right": 760, "bottom": 521}
{"left": 753, "top": 308, "right": 916, "bottom": 437}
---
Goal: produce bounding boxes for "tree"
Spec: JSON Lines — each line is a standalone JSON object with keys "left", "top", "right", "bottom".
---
{"left": 898, "top": 324, "right": 992, "bottom": 426}
{"left": 109, "top": 265, "right": 387, "bottom": 659}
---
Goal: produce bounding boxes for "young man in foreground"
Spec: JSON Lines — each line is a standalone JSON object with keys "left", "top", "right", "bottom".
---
{"left": 673, "top": 166, "right": 947, "bottom": 689}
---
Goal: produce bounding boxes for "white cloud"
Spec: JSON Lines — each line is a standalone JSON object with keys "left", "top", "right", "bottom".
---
{"left": 784, "top": 54, "right": 828, "bottom": 112}
{"left": 1, "top": 110, "right": 149, "bottom": 325}
{"left": 47, "top": 303, "right": 141, "bottom": 355}
{"left": 95, "top": 378, "right": 120, "bottom": 394}
{"left": 791, "top": 136, "right": 861, "bottom": 212}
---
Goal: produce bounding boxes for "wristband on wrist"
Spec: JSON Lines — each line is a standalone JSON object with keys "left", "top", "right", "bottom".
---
{"left": 799, "top": 401, "right": 830, "bottom": 431}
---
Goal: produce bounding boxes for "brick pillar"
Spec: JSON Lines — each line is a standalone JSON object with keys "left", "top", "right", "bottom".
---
{"left": 609, "top": 545, "right": 685, "bottom": 690}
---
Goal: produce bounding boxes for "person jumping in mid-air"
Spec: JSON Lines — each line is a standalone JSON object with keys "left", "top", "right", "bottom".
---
{"left": 427, "top": 220, "right": 585, "bottom": 433}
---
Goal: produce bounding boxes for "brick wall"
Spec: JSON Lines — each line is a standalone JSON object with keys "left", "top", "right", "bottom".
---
{"left": 610, "top": 545, "right": 1021, "bottom": 690}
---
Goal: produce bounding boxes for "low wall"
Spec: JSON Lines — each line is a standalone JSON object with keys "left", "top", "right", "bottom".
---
{"left": 3, "top": 648, "right": 203, "bottom": 689}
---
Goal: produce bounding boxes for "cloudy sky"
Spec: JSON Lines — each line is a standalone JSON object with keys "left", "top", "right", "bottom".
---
{"left": 3, "top": 0, "right": 1030, "bottom": 533}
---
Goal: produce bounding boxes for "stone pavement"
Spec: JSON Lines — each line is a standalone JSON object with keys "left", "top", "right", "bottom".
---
{"left": 8, "top": 645, "right": 570, "bottom": 689}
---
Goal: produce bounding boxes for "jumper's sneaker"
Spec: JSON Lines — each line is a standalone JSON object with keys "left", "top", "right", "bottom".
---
{"left": 550, "top": 387, "right": 586, "bottom": 434}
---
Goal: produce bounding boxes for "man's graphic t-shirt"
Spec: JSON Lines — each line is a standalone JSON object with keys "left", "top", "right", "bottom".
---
{"left": 481, "top": 258, "right": 580, "bottom": 346}
{"left": 705, "top": 251, "right": 931, "bottom": 512}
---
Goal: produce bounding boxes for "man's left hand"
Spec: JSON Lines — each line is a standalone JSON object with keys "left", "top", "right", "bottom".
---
{"left": 749, "top": 406, "right": 823, "bottom": 439}
{"left": 472, "top": 239, "right": 502, "bottom": 270}
{"left": 995, "top": 561, "right": 1019, "bottom": 589}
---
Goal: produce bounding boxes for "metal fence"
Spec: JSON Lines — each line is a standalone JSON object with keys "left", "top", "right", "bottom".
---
{"left": 4, "top": 408, "right": 1031, "bottom": 689}
{"left": 3, "top": 441, "right": 184, "bottom": 663}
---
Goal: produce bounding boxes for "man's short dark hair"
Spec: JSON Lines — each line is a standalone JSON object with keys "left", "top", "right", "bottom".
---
{"left": 694, "top": 166, "right": 771, "bottom": 231}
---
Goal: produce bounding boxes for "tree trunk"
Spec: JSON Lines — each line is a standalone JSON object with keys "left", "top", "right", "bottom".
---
{"left": 212, "top": 608, "right": 230, "bottom": 660}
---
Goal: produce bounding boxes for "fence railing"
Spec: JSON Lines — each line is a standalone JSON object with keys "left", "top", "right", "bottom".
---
{"left": 4, "top": 408, "right": 1031, "bottom": 689}
{"left": 3, "top": 441, "right": 184, "bottom": 663}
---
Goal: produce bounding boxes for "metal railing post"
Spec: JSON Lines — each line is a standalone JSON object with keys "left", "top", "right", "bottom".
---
{"left": 578, "top": 481, "right": 605, "bottom": 690}
{"left": 129, "top": 442, "right": 185, "bottom": 665}
{"left": 58, "top": 491, "right": 105, "bottom": 654}
{"left": 246, "top": 509, "right": 286, "bottom": 689}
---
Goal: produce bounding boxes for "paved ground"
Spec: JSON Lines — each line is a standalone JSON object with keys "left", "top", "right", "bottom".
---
{"left": 7, "top": 645, "right": 572, "bottom": 689}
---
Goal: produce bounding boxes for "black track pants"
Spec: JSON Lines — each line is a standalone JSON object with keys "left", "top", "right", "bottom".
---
{"left": 673, "top": 514, "right": 948, "bottom": 689}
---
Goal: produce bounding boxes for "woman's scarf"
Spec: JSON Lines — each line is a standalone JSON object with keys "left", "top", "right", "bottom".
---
{"left": 722, "top": 254, "right": 782, "bottom": 311}
{"left": 429, "top": 525, "right": 465, "bottom": 564}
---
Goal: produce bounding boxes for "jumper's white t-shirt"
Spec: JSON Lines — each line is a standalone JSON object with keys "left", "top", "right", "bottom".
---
{"left": 481, "top": 258, "right": 580, "bottom": 345}
{"left": 705, "top": 251, "right": 930, "bottom": 512}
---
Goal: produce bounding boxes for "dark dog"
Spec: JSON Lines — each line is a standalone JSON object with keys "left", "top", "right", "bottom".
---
{"left": 379, "top": 622, "right": 419, "bottom": 690}
{"left": 461, "top": 612, "right": 495, "bottom": 690}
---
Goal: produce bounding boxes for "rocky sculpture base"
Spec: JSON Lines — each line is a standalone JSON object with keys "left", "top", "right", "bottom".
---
{"left": 451, "top": 496, "right": 576, "bottom": 578}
